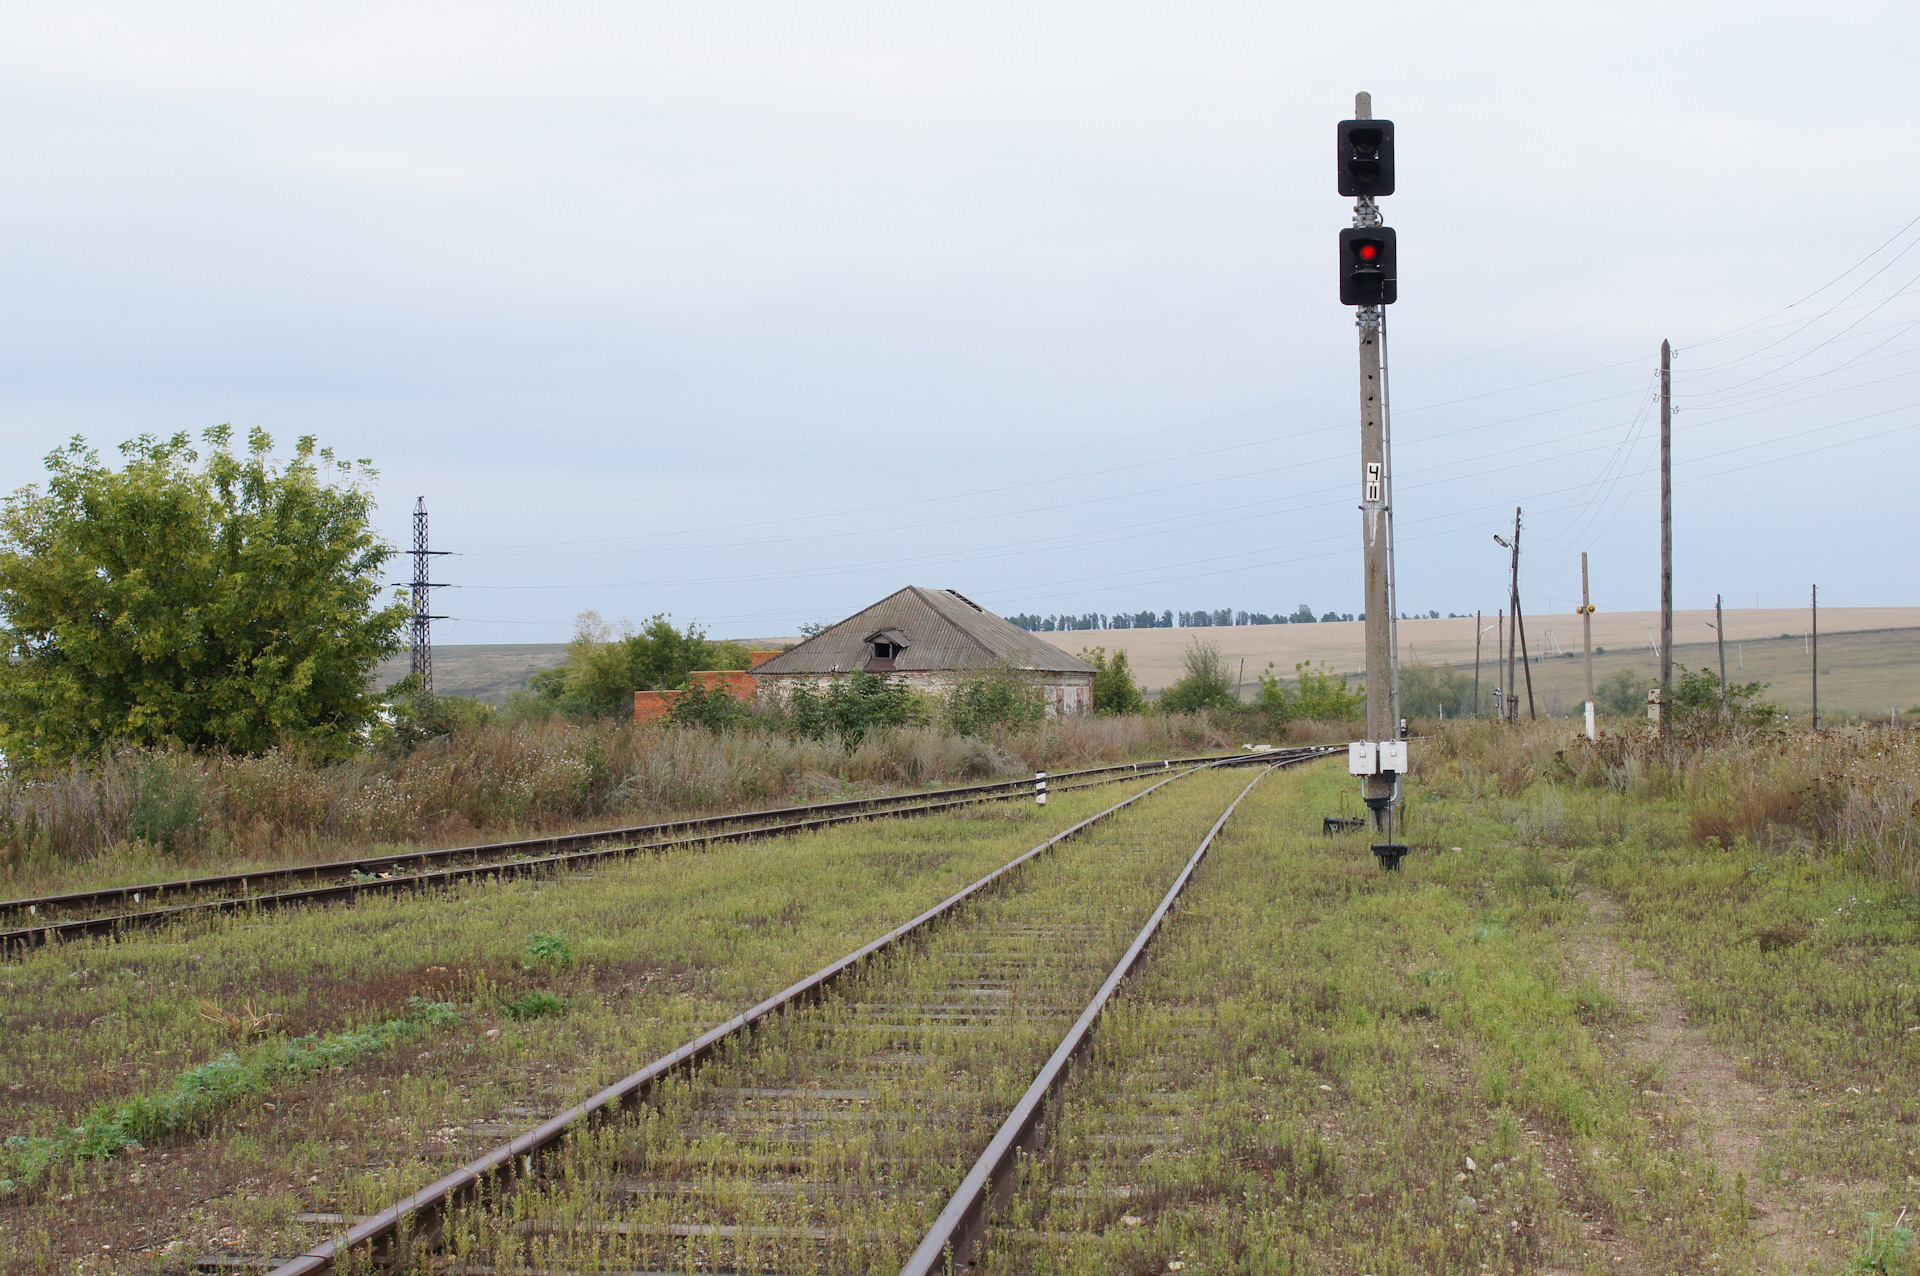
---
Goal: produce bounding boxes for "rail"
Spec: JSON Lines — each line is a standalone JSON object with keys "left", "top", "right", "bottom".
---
{"left": 256, "top": 746, "right": 1333, "bottom": 1274}
{"left": 1, "top": 748, "right": 1299, "bottom": 950}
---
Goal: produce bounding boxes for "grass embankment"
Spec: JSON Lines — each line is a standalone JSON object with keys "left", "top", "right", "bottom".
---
{"left": 0, "top": 716, "right": 1267, "bottom": 900}
{"left": 980, "top": 726, "right": 1917, "bottom": 1275}
{"left": 429, "top": 766, "right": 1266, "bottom": 1274}
{"left": 0, "top": 772, "right": 1198, "bottom": 1272}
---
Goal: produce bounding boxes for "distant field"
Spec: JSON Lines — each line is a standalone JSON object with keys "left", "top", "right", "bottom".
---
{"left": 1032, "top": 607, "right": 1920, "bottom": 718}
{"left": 373, "top": 644, "right": 569, "bottom": 705}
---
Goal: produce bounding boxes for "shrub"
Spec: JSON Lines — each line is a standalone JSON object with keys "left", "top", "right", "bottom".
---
{"left": 383, "top": 691, "right": 499, "bottom": 752}
{"left": 1078, "top": 647, "right": 1146, "bottom": 716}
{"left": 1159, "top": 640, "right": 1240, "bottom": 712}
{"left": 666, "top": 681, "right": 750, "bottom": 732}
{"left": 1399, "top": 660, "right": 1474, "bottom": 719}
{"left": 945, "top": 666, "right": 1047, "bottom": 736}
{"left": 1667, "top": 663, "right": 1780, "bottom": 730}
{"left": 1255, "top": 660, "right": 1365, "bottom": 722}
{"left": 781, "top": 673, "right": 927, "bottom": 747}
{"left": 525, "top": 931, "right": 576, "bottom": 969}
{"left": 512, "top": 611, "right": 752, "bottom": 720}
{"left": 1594, "top": 667, "right": 1648, "bottom": 717}
{"left": 500, "top": 991, "right": 569, "bottom": 1021}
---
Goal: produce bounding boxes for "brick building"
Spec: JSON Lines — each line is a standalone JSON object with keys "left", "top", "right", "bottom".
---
{"left": 751, "top": 586, "right": 1096, "bottom": 715}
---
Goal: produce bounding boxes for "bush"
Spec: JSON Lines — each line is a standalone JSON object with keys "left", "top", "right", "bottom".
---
{"left": 782, "top": 673, "right": 927, "bottom": 747}
{"left": 1668, "top": 664, "right": 1779, "bottom": 730}
{"left": 1255, "top": 660, "right": 1365, "bottom": 722}
{"left": 525, "top": 931, "right": 575, "bottom": 969}
{"left": 1594, "top": 667, "right": 1649, "bottom": 717}
{"left": 1078, "top": 647, "right": 1146, "bottom": 716}
{"left": 945, "top": 666, "right": 1046, "bottom": 736}
{"left": 1399, "top": 661, "right": 1474, "bottom": 719}
{"left": 1159, "top": 640, "right": 1240, "bottom": 712}
{"left": 383, "top": 691, "right": 499, "bottom": 752}
{"left": 666, "top": 681, "right": 750, "bottom": 732}
{"left": 512, "top": 611, "right": 752, "bottom": 720}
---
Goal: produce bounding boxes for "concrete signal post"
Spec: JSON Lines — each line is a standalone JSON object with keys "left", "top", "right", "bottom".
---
{"left": 1336, "top": 91, "right": 1405, "bottom": 870}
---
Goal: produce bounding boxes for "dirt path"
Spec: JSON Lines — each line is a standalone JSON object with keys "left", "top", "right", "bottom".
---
{"left": 1574, "top": 892, "right": 1846, "bottom": 1275}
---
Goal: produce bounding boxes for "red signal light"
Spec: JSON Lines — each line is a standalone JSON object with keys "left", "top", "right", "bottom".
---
{"left": 1356, "top": 242, "right": 1379, "bottom": 261}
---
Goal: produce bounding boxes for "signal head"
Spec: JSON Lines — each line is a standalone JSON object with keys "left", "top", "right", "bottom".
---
{"left": 1337, "top": 118, "right": 1395, "bottom": 198}
{"left": 1338, "top": 227, "right": 1397, "bottom": 306}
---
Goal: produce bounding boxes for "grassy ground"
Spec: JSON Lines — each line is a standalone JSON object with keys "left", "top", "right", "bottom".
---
{"left": 0, "top": 716, "right": 1259, "bottom": 900}
{"left": 0, "top": 774, "right": 1200, "bottom": 1272}
{"left": 5, "top": 724, "right": 1915, "bottom": 1273}
{"left": 427, "top": 766, "right": 1264, "bottom": 1273}
{"left": 978, "top": 730, "right": 1917, "bottom": 1275}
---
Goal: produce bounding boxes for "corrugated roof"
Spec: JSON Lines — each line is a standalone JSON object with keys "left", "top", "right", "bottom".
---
{"left": 754, "top": 587, "right": 1097, "bottom": 676}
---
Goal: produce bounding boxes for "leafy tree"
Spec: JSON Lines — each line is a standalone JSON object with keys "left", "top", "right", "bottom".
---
{"left": 0, "top": 428, "right": 407, "bottom": 763}
{"left": 784, "top": 672, "right": 926, "bottom": 746}
{"left": 944, "top": 666, "right": 1046, "bottom": 735}
{"left": 515, "top": 611, "right": 751, "bottom": 719}
{"left": 1158, "top": 640, "right": 1240, "bottom": 712}
{"left": 1399, "top": 661, "right": 1474, "bottom": 719}
{"left": 1078, "top": 646, "right": 1146, "bottom": 716}
{"left": 1256, "top": 660, "right": 1366, "bottom": 722}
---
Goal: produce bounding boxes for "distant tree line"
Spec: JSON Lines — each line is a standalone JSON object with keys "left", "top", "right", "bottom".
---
{"left": 1008, "top": 605, "right": 1350, "bottom": 632}
{"left": 1006, "top": 607, "right": 1482, "bottom": 632}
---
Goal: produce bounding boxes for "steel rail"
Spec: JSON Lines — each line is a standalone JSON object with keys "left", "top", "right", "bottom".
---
{"left": 2, "top": 749, "right": 1279, "bottom": 926}
{"left": 263, "top": 756, "right": 1282, "bottom": 1275}
{"left": 1, "top": 757, "right": 1308, "bottom": 951}
{"left": 901, "top": 758, "right": 1295, "bottom": 1275}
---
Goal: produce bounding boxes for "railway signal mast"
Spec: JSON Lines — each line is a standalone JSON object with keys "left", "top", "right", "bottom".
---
{"left": 1337, "top": 93, "right": 1408, "bottom": 870}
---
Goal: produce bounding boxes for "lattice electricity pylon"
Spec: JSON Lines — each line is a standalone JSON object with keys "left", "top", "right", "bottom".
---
{"left": 406, "top": 496, "right": 450, "bottom": 694}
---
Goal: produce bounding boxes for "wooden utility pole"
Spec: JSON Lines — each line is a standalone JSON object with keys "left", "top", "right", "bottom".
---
{"left": 1715, "top": 594, "right": 1727, "bottom": 690}
{"left": 1473, "top": 609, "right": 1483, "bottom": 716}
{"left": 1581, "top": 553, "right": 1595, "bottom": 738}
{"left": 1812, "top": 584, "right": 1820, "bottom": 730}
{"left": 1659, "top": 340, "right": 1673, "bottom": 696}
{"left": 1496, "top": 608, "right": 1505, "bottom": 720}
{"left": 1500, "top": 508, "right": 1535, "bottom": 721}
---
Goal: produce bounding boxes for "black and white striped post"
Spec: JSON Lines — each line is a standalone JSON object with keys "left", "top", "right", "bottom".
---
{"left": 1035, "top": 771, "right": 1047, "bottom": 806}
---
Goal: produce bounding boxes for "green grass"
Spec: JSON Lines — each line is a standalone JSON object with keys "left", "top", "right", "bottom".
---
{"left": 0, "top": 775, "right": 1190, "bottom": 1269}
{"left": 5, "top": 723, "right": 1915, "bottom": 1272}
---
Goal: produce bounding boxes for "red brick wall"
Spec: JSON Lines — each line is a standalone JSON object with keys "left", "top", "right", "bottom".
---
{"left": 634, "top": 670, "right": 760, "bottom": 725}
{"left": 749, "top": 650, "right": 782, "bottom": 669}
{"left": 689, "top": 669, "right": 760, "bottom": 699}
{"left": 632, "top": 690, "right": 681, "bottom": 724}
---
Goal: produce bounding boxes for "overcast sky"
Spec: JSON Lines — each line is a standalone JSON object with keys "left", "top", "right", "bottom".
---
{"left": 3, "top": 2, "right": 1915, "bottom": 642}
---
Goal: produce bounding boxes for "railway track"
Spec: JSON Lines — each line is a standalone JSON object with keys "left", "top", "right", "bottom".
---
{"left": 1, "top": 749, "right": 1298, "bottom": 950}
{"left": 243, "top": 745, "right": 1330, "bottom": 1275}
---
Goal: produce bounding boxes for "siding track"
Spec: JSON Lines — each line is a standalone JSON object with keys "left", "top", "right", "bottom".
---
{"left": 248, "top": 748, "right": 1329, "bottom": 1274}
{"left": 2, "top": 751, "right": 1288, "bottom": 950}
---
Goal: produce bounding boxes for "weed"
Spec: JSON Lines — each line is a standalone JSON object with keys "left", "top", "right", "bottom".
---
{"left": 0, "top": 997, "right": 461, "bottom": 1195}
{"left": 1850, "top": 1212, "right": 1917, "bottom": 1275}
{"left": 498, "top": 991, "right": 568, "bottom": 1021}
{"left": 525, "top": 931, "right": 575, "bottom": 969}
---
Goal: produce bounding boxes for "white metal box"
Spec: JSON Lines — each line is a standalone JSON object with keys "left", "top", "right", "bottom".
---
{"left": 1347, "top": 741, "right": 1376, "bottom": 775}
{"left": 1378, "top": 740, "right": 1409, "bottom": 773}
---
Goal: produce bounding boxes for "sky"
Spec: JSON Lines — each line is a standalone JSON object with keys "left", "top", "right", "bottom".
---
{"left": 3, "top": 1, "right": 1917, "bottom": 642}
